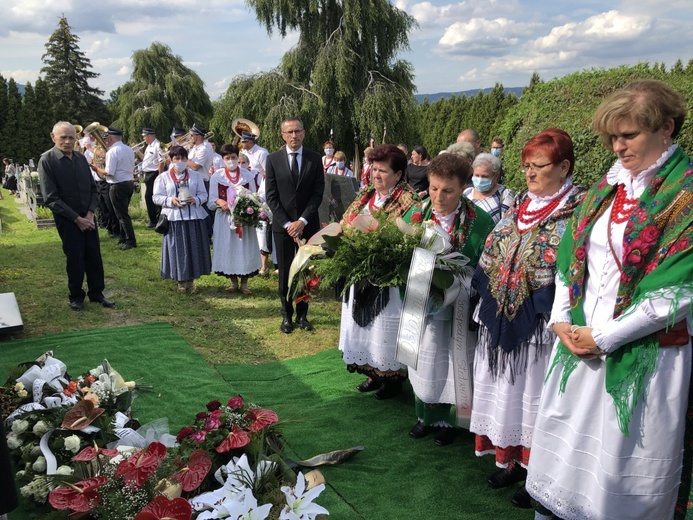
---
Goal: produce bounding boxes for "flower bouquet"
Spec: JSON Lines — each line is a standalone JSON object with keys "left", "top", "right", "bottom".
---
{"left": 232, "top": 187, "right": 262, "bottom": 229}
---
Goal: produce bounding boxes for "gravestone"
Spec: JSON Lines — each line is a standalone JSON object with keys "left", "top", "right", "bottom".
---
{"left": 318, "top": 174, "right": 359, "bottom": 227}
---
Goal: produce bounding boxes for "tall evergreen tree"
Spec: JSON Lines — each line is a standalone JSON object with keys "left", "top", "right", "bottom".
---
{"left": 40, "top": 16, "right": 105, "bottom": 124}
{"left": 212, "top": 0, "right": 419, "bottom": 154}
{"left": 111, "top": 42, "right": 213, "bottom": 143}
{"left": 0, "top": 79, "right": 23, "bottom": 162}
{"left": 16, "top": 82, "right": 36, "bottom": 163}
{"left": 34, "top": 78, "right": 56, "bottom": 155}
{"left": 0, "top": 75, "right": 8, "bottom": 142}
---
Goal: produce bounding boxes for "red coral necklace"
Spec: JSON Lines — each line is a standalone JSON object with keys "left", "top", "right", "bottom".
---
{"left": 224, "top": 166, "right": 240, "bottom": 185}
{"left": 610, "top": 184, "right": 639, "bottom": 224}
{"left": 517, "top": 196, "right": 561, "bottom": 230}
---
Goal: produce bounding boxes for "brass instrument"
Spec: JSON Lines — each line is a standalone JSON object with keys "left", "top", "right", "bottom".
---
{"left": 157, "top": 131, "right": 215, "bottom": 165}
{"left": 83, "top": 122, "right": 109, "bottom": 180}
{"left": 73, "top": 124, "right": 84, "bottom": 152}
{"left": 131, "top": 140, "right": 147, "bottom": 154}
{"left": 231, "top": 118, "right": 260, "bottom": 145}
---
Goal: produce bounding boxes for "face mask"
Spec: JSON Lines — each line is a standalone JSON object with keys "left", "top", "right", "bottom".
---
{"left": 225, "top": 160, "right": 238, "bottom": 170}
{"left": 473, "top": 177, "right": 493, "bottom": 192}
{"left": 325, "top": 148, "right": 334, "bottom": 156}
{"left": 173, "top": 161, "right": 187, "bottom": 173}
{"left": 491, "top": 148, "right": 502, "bottom": 157}
{"left": 336, "top": 161, "right": 345, "bottom": 169}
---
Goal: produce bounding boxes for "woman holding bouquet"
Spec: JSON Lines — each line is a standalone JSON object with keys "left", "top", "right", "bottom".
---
{"left": 208, "top": 144, "right": 261, "bottom": 295}
{"left": 469, "top": 129, "right": 585, "bottom": 508}
{"left": 153, "top": 145, "right": 211, "bottom": 293}
{"left": 339, "top": 144, "right": 420, "bottom": 399}
{"left": 404, "top": 153, "right": 495, "bottom": 446}
{"left": 527, "top": 80, "right": 693, "bottom": 520}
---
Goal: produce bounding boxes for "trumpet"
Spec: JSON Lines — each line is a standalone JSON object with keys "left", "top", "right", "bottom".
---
{"left": 131, "top": 140, "right": 147, "bottom": 153}
{"left": 83, "top": 122, "right": 110, "bottom": 180}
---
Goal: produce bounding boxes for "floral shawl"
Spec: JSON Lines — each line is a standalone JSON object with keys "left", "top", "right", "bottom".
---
{"left": 403, "top": 196, "right": 495, "bottom": 267}
{"left": 550, "top": 146, "right": 693, "bottom": 436}
{"left": 472, "top": 187, "right": 586, "bottom": 376}
{"left": 341, "top": 181, "right": 418, "bottom": 224}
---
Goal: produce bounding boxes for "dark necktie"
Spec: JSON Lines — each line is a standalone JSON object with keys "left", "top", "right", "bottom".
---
{"left": 290, "top": 152, "right": 299, "bottom": 184}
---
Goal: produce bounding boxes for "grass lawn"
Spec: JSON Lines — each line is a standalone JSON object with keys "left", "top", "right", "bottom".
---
{"left": 0, "top": 188, "right": 341, "bottom": 364}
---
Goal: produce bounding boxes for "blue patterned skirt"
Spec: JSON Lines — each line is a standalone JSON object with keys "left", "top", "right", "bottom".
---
{"left": 161, "top": 219, "right": 211, "bottom": 281}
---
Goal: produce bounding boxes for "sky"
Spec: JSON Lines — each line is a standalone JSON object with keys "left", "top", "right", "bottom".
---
{"left": 1, "top": 0, "right": 692, "bottom": 101}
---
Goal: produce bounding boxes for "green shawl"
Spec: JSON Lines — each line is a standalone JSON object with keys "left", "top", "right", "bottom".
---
{"left": 551, "top": 146, "right": 693, "bottom": 435}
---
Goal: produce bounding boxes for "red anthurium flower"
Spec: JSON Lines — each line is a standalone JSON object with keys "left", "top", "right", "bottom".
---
{"left": 115, "top": 442, "right": 167, "bottom": 488}
{"left": 61, "top": 400, "right": 105, "bottom": 430}
{"left": 49, "top": 476, "right": 108, "bottom": 512}
{"left": 72, "top": 446, "right": 119, "bottom": 462}
{"left": 246, "top": 408, "right": 279, "bottom": 433}
{"left": 216, "top": 424, "right": 251, "bottom": 453}
{"left": 171, "top": 450, "right": 212, "bottom": 492}
{"left": 134, "top": 495, "right": 192, "bottom": 520}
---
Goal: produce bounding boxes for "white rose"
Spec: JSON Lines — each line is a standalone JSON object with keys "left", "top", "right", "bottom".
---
{"left": 29, "top": 446, "right": 41, "bottom": 458}
{"left": 11, "top": 419, "right": 29, "bottom": 434}
{"left": 32, "top": 456, "right": 46, "bottom": 473}
{"left": 56, "top": 465, "right": 73, "bottom": 476}
{"left": 15, "top": 470, "right": 26, "bottom": 480}
{"left": 63, "top": 435, "right": 81, "bottom": 454}
{"left": 6, "top": 433, "right": 22, "bottom": 450}
{"left": 32, "top": 421, "right": 49, "bottom": 436}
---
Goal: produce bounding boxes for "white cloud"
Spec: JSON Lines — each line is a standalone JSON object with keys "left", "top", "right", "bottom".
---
{"left": 1, "top": 69, "right": 42, "bottom": 84}
{"left": 436, "top": 18, "right": 541, "bottom": 57}
{"left": 116, "top": 66, "right": 130, "bottom": 76}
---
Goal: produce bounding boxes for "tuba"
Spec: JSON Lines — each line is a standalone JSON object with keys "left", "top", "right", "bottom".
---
{"left": 73, "top": 124, "right": 84, "bottom": 152}
{"left": 231, "top": 118, "right": 260, "bottom": 145}
{"left": 83, "top": 122, "right": 109, "bottom": 179}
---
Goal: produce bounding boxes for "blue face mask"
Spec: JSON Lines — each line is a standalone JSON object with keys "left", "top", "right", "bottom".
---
{"left": 473, "top": 176, "right": 493, "bottom": 192}
{"left": 491, "top": 148, "right": 502, "bottom": 157}
{"left": 336, "top": 161, "right": 345, "bottom": 169}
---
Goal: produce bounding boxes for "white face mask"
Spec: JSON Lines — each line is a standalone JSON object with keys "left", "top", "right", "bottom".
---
{"left": 325, "top": 148, "right": 334, "bottom": 156}
{"left": 225, "top": 160, "right": 238, "bottom": 170}
{"left": 173, "top": 161, "right": 187, "bottom": 173}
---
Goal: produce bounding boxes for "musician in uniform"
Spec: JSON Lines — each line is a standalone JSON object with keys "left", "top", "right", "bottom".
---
{"left": 187, "top": 123, "right": 214, "bottom": 234}
{"left": 91, "top": 127, "right": 137, "bottom": 250}
{"left": 38, "top": 122, "right": 115, "bottom": 311}
{"left": 136, "top": 128, "right": 162, "bottom": 228}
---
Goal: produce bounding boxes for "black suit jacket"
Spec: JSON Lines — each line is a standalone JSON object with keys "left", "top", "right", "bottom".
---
{"left": 265, "top": 146, "right": 325, "bottom": 238}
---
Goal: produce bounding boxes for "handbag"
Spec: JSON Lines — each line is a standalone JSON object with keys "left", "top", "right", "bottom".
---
{"left": 154, "top": 213, "right": 169, "bottom": 235}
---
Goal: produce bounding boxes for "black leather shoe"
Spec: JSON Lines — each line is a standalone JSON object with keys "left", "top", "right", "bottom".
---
{"left": 91, "top": 298, "right": 115, "bottom": 308}
{"left": 295, "top": 316, "right": 314, "bottom": 331}
{"left": 280, "top": 318, "right": 294, "bottom": 334}
{"left": 434, "top": 426, "right": 457, "bottom": 446}
{"left": 511, "top": 485, "right": 532, "bottom": 509}
{"left": 356, "top": 378, "right": 381, "bottom": 392}
{"left": 69, "top": 301, "right": 84, "bottom": 311}
{"left": 487, "top": 464, "right": 527, "bottom": 489}
{"left": 120, "top": 243, "right": 136, "bottom": 250}
{"left": 409, "top": 421, "right": 432, "bottom": 439}
{"left": 374, "top": 380, "right": 403, "bottom": 400}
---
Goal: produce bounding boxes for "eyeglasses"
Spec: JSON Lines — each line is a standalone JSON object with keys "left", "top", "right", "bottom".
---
{"left": 282, "top": 129, "right": 304, "bottom": 135}
{"left": 521, "top": 162, "right": 553, "bottom": 174}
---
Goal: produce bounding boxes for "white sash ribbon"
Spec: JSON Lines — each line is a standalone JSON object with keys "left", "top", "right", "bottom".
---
{"left": 451, "top": 275, "right": 475, "bottom": 429}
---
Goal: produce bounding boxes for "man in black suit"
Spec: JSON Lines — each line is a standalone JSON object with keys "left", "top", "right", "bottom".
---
{"left": 38, "top": 121, "right": 115, "bottom": 311}
{"left": 265, "top": 117, "right": 325, "bottom": 333}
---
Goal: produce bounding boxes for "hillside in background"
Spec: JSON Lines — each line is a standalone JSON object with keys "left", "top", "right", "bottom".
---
{"left": 415, "top": 86, "right": 524, "bottom": 103}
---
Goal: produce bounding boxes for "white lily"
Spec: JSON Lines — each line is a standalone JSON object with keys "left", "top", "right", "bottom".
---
{"left": 216, "top": 488, "right": 272, "bottom": 520}
{"left": 279, "top": 472, "right": 328, "bottom": 519}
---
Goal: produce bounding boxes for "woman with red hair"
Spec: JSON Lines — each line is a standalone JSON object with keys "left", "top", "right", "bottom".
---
{"left": 469, "top": 129, "right": 586, "bottom": 508}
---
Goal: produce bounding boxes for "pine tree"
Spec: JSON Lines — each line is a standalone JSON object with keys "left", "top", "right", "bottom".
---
{"left": 40, "top": 16, "right": 105, "bottom": 124}
{"left": 16, "top": 82, "right": 36, "bottom": 163}
{"left": 0, "top": 75, "right": 8, "bottom": 140}
{"left": 110, "top": 42, "right": 213, "bottom": 144}
{"left": 212, "top": 0, "right": 419, "bottom": 155}
{"left": 1, "top": 79, "right": 23, "bottom": 162}
{"left": 33, "top": 78, "right": 56, "bottom": 156}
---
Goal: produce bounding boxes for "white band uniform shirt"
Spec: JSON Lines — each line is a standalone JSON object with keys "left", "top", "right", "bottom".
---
{"left": 188, "top": 141, "right": 214, "bottom": 182}
{"left": 104, "top": 141, "right": 135, "bottom": 184}
{"left": 141, "top": 139, "right": 162, "bottom": 172}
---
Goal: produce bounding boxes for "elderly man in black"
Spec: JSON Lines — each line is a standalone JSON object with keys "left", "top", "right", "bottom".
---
{"left": 38, "top": 121, "right": 115, "bottom": 311}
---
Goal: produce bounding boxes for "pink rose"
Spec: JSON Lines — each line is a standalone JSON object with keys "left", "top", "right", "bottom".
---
{"left": 192, "top": 430, "right": 207, "bottom": 443}
{"left": 205, "top": 418, "right": 221, "bottom": 431}
{"left": 246, "top": 207, "right": 254, "bottom": 215}
{"left": 227, "top": 396, "right": 244, "bottom": 409}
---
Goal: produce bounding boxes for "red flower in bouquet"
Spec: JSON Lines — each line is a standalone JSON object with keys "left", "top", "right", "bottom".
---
{"left": 206, "top": 400, "right": 222, "bottom": 412}
{"left": 246, "top": 408, "right": 279, "bottom": 433}
{"left": 171, "top": 450, "right": 212, "bottom": 492}
{"left": 72, "top": 445, "right": 119, "bottom": 461}
{"left": 227, "top": 396, "right": 244, "bottom": 409}
{"left": 134, "top": 495, "right": 192, "bottom": 520}
{"left": 63, "top": 380, "right": 79, "bottom": 397}
{"left": 216, "top": 424, "right": 251, "bottom": 453}
{"left": 411, "top": 212, "right": 423, "bottom": 223}
{"left": 192, "top": 430, "right": 207, "bottom": 443}
{"left": 115, "top": 442, "right": 167, "bottom": 488}
{"left": 195, "top": 411, "right": 209, "bottom": 420}
{"left": 176, "top": 426, "right": 195, "bottom": 443}
{"left": 61, "top": 399, "right": 105, "bottom": 430}
{"left": 49, "top": 476, "right": 109, "bottom": 512}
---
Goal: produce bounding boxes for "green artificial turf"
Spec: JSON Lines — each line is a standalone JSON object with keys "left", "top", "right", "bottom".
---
{"left": 216, "top": 349, "right": 534, "bottom": 520}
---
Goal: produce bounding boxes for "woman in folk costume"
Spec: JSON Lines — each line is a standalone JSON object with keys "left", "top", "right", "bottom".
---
{"left": 153, "top": 145, "right": 211, "bottom": 293}
{"left": 527, "top": 80, "right": 693, "bottom": 520}
{"left": 208, "top": 143, "right": 261, "bottom": 295}
{"left": 469, "top": 129, "right": 586, "bottom": 509}
{"left": 403, "top": 153, "right": 495, "bottom": 447}
{"left": 326, "top": 150, "right": 355, "bottom": 177}
{"left": 322, "top": 140, "right": 336, "bottom": 173}
{"left": 339, "top": 144, "right": 420, "bottom": 400}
